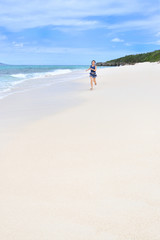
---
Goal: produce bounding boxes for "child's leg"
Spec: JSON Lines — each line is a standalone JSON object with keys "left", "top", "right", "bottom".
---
{"left": 90, "top": 77, "right": 93, "bottom": 89}
{"left": 93, "top": 77, "right": 97, "bottom": 85}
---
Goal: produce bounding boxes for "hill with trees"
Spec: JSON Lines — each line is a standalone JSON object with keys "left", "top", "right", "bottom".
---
{"left": 97, "top": 50, "right": 160, "bottom": 66}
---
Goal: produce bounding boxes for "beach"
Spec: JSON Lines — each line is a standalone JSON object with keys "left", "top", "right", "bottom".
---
{"left": 0, "top": 62, "right": 160, "bottom": 240}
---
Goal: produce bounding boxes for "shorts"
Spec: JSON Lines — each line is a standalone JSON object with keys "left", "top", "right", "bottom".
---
{"left": 90, "top": 73, "right": 97, "bottom": 78}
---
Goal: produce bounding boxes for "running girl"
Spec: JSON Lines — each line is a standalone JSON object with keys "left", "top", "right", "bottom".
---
{"left": 86, "top": 60, "right": 97, "bottom": 90}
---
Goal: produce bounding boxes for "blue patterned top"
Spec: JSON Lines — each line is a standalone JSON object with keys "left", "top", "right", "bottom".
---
{"left": 90, "top": 65, "right": 97, "bottom": 78}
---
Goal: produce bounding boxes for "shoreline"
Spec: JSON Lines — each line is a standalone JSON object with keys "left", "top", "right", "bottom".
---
{"left": 0, "top": 71, "right": 88, "bottom": 150}
{"left": 0, "top": 72, "right": 88, "bottom": 126}
{"left": 1, "top": 62, "right": 160, "bottom": 240}
{"left": 0, "top": 67, "right": 88, "bottom": 100}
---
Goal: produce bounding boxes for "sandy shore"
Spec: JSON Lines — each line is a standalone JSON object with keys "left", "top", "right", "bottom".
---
{"left": 0, "top": 63, "right": 160, "bottom": 240}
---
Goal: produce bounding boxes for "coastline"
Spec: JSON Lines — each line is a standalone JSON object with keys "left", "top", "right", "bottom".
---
{"left": 0, "top": 66, "right": 88, "bottom": 100}
{"left": 1, "top": 62, "right": 160, "bottom": 240}
{"left": 0, "top": 70, "right": 88, "bottom": 150}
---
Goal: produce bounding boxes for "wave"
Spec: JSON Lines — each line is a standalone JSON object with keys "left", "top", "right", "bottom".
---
{"left": 10, "top": 69, "right": 72, "bottom": 80}
{"left": 11, "top": 73, "right": 27, "bottom": 78}
{"left": 0, "top": 67, "right": 84, "bottom": 100}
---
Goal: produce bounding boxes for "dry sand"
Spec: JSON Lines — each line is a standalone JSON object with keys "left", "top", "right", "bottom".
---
{"left": 0, "top": 63, "right": 160, "bottom": 240}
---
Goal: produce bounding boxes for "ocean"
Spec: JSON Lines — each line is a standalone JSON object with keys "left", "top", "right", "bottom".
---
{"left": 0, "top": 65, "right": 88, "bottom": 99}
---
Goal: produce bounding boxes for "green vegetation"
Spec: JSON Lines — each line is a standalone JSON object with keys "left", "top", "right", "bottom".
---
{"left": 97, "top": 50, "right": 160, "bottom": 66}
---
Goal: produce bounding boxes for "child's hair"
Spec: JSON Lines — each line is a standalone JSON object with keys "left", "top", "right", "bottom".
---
{"left": 91, "top": 60, "right": 96, "bottom": 64}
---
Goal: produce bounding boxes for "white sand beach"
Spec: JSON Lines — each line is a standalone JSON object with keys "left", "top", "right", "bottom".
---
{"left": 0, "top": 62, "right": 160, "bottom": 240}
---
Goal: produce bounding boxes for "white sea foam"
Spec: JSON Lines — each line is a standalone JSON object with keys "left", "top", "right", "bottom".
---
{"left": 11, "top": 69, "right": 72, "bottom": 80}
{"left": 11, "top": 73, "right": 27, "bottom": 78}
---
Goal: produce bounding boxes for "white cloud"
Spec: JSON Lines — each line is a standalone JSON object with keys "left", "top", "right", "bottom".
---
{"left": 107, "top": 15, "right": 160, "bottom": 33}
{"left": 0, "top": 34, "right": 7, "bottom": 40}
{"left": 125, "top": 43, "right": 131, "bottom": 46}
{"left": 12, "top": 42, "right": 24, "bottom": 47}
{"left": 112, "top": 38, "right": 124, "bottom": 42}
{"left": 0, "top": 0, "right": 159, "bottom": 31}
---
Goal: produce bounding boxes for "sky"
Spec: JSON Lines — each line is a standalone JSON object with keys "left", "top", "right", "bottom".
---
{"left": 0, "top": 0, "right": 160, "bottom": 65}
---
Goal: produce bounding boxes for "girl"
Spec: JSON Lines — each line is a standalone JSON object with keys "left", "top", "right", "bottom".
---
{"left": 86, "top": 60, "right": 97, "bottom": 90}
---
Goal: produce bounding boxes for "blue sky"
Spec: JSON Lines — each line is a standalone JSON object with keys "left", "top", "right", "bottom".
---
{"left": 0, "top": 0, "right": 160, "bottom": 64}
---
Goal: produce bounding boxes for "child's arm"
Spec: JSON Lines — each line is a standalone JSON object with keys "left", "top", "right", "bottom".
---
{"left": 86, "top": 67, "right": 91, "bottom": 71}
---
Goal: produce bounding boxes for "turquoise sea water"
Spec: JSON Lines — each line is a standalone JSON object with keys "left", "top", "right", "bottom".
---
{"left": 0, "top": 65, "right": 88, "bottom": 99}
